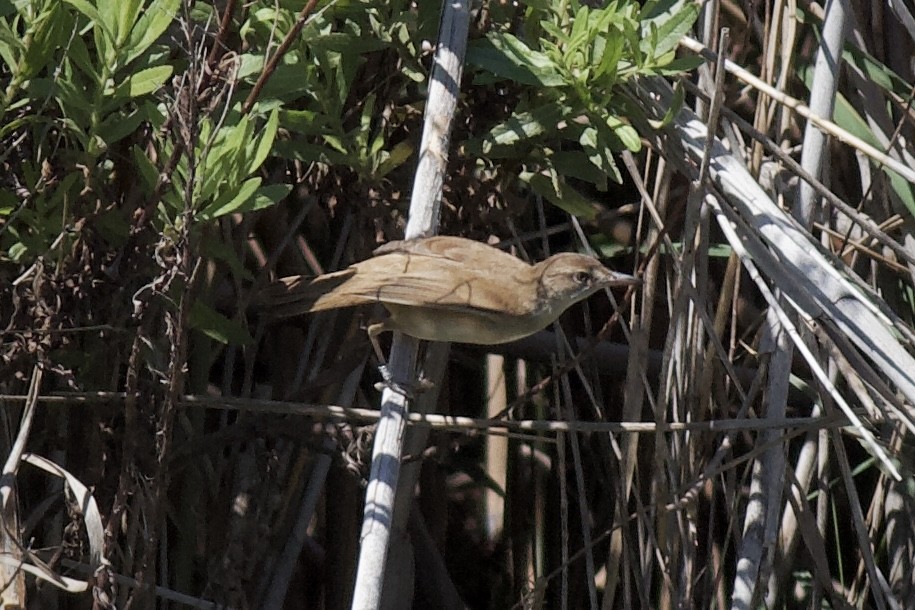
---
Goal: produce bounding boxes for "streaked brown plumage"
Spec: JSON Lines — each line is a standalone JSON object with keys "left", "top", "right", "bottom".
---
{"left": 265, "top": 236, "right": 638, "bottom": 353}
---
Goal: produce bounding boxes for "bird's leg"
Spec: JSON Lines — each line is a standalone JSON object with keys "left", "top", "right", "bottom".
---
{"left": 366, "top": 320, "right": 394, "bottom": 384}
{"left": 366, "top": 320, "right": 432, "bottom": 397}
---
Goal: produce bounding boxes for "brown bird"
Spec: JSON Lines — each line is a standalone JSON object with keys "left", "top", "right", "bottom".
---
{"left": 265, "top": 236, "right": 638, "bottom": 363}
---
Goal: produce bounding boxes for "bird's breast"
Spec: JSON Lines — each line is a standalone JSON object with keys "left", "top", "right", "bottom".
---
{"left": 383, "top": 303, "right": 555, "bottom": 345}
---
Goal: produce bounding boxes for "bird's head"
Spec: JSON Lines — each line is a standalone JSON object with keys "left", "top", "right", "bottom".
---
{"left": 536, "top": 253, "right": 639, "bottom": 312}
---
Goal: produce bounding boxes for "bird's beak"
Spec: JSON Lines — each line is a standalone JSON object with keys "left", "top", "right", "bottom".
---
{"left": 598, "top": 268, "right": 641, "bottom": 288}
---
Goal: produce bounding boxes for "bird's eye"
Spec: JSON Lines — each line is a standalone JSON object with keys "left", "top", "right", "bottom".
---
{"left": 573, "top": 271, "right": 592, "bottom": 285}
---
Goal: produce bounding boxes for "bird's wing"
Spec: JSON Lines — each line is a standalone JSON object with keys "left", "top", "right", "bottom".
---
{"left": 373, "top": 236, "right": 529, "bottom": 272}
{"left": 366, "top": 274, "right": 534, "bottom": 316}
{"left": 352, "top": 251, "right": 537, "bottom": 316}
{"left": 265, "top": 237, "right": 540, "bottom": 318}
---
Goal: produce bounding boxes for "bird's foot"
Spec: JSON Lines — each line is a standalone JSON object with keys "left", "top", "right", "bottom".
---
{"left": 374, "top": 364, "right": 434, "bottom": 398}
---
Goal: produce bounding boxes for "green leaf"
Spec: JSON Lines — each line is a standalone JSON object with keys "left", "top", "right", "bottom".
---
{"left": 115, "top": 0, "right": 143, "bottom": 45}
{"left": 131, "top": 144, "right": 159, "bottom": 190}
{"left": 648, "top": 80, "right": 685, "bottom": 128}
{"left": 111, "top": 64, "right": 172, "bottom": 98}
{"left": 249, "top": 183, "right": 292, "bottom": 212}
{"left": 800, "top": 65, "right": 915, "bottom": 217}
{"left": 579, "top": 125, "right": 614, "bottom": 181}
{"left": 651, "top": 55, "right": 704, "bottom": 75}
{"left": 93, "top": 15, "right": 114, "bottom": 68}
{"left": 590, "top": 231, "right": 632, "bottom": 258}
{"left": 0, "top": 188, "right": 19, "bottom": 217}
{"left": 594, "top": 29, "right": 623, "bottom": 80}
{"left": 309, "top": 31, "right": 389, "bottom": 54}
{"left": 63, "top": 0, "right": 114, "bottom": 42}
{"left": 641, "top": 0, "right": 699, "bottom": 60}
{"left": 522, "top": 171, "right": 598, "bottom": 219}
{"left": 0, "top": 1, "right": 20, "bottom": 19}
{"left": 0, "top": 20, "right": 22, "bottom": 73}
{"left": 8, "top": 241, "right": 28, "bottom": 262}
{"left": 465, "top": 103, "right": 569, "bottom": 157}
{"left": 278, "top": 109, "right": 328, "bottom": 135}
{"left": 799, "top": 3, "right": 913, "bottom": 100}
{"left": 272, "top": 141, "right": 351, "bottom": 165}
{"left": 67, "top": 33, "right": 102, "bottom": 86}
{"left": 376, "top": 140, "right": 414, "bottom": 178}
{"left": 59, "top": 117, "right": 90, "bottom": 149}
{"left": 50, "top": 76, "right": 94, "bottom": 126}
{"left": 198, "top": 115, "right": 252, "bottom": 200}
{"left": 124, "top": 0, "right": 180, "bottom": 65}
{"left": 96, "top": 105, "right": 149, "bottom": 143}
{"left": 189, "top": 301, "right": 253, "bottom": 345}
{"left": 539, "top": 20, "right": 569, "bottom": 45}
{"left": 0, "top": 115, "right": 28, "bottom": 139}
{"left": 18, "top": 3, "right": 72, "bottom": 82}
{"left": 97, "top": 0, "right": 121, "bottom": 42}
{"left": 239, "top": 59, "right": 319, "bottom": 104}
{"left": 884, "top": 170, "right": 915, "bottom": 219}
{"left": 552, "top": 150, "right": 608, "bottom": 191}
{"left": 578, "top": 120, "right": 624, "bottom": 183}
{"left": 842, "top": 46, "right": 910, "bottom": 98}
{"left": 247, "top": 109, "right": 279, "bottom": 175}
{"left": 466, "top": 33, "right": 565, "bottom": 87}
{"left": 569, "top": 5, "right": 590, "bottom": 49}
{"left": 198, "top": 177, "right": 263, "bottom": 220}
{"left": 490, "top": 103, "right": 567, "bottom": 147}
{"left": 236, "top": 53, "right": 265, "bottom": 80}
{"left": 200, "top": 182, "right": 290, "bottom": 221}
{"left": 356, "top": 93, "right": 376, "bottom": 153}
{"left": 321, "top": 134, "right": 349, "bottom": 155}
{"left": 798, "top": 65, "right": 873, "bottom": 146}
{"left": 611, "top": 121, "right": 641, "bottom": 152}
{"left": 200, "top": 233, "right": 254, "bottom": 282}
{"left": 517, "top": 0, "right": 551, "bottom": 9}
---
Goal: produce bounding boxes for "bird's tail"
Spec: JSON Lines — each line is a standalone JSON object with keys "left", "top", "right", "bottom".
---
{"left": 262, "top": 269, "right": 375, "bottom": 318}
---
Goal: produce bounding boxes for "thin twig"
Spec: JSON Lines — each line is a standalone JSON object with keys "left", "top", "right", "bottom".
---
{"left": 241, "top": 0, "right": 321, "bottom": 114}
{"left": 0, "top": 393, "right": 858, "bottom": 435}
{"left": 679, "top": 35, "right": 915, "bottom": 183}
